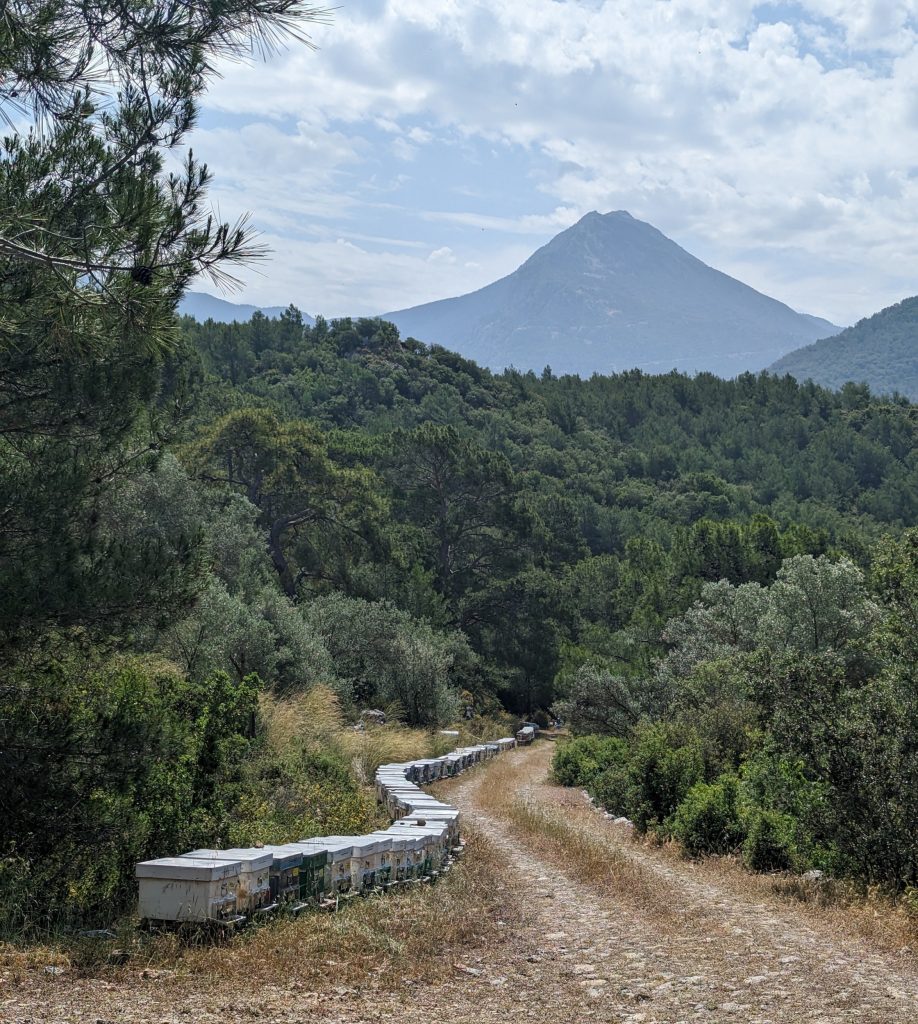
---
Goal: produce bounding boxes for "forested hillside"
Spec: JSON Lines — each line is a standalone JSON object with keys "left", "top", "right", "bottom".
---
{"left": 180, "top": 310, "right": 917, "bottom": 703}
{"left": 770, "top": 295, "right": 918, "bottom": 400}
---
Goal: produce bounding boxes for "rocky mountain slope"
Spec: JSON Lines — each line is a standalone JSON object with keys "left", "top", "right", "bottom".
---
{"left": 384, "top": 211, "right": 837, "bottom": 377}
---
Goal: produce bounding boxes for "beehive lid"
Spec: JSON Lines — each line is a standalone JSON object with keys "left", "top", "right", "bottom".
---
{"left": 391, "top": 819, "right": 448, "bottom": 834}
{"left": 351, "top": 835, "right": 388, "bottom": 855}
{"left": 283, "top": 842, "right": 329, "bottom": 865}
{"left": 373, "top": 832, "right": 408, "bottom": 851}
{"left": 217, "top": 848, "right": 274, "bottom": 872}
{"left": 299, "top": 837, "right": 357, "bottom": 862}
{"left": 259, "top": 844, "right": 305, "bottom": 869}
{"left": 136, "top": 857, "right": 240, "bottom": 881}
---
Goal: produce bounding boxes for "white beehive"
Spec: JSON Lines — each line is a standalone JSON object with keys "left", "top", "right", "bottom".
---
{"left": 136, "top": 857, "right": 242, "bottom": 924}
{"left": 300, "top": 837, "right": 357, "bottom": 893}
{"left": 404, "top": 807, "right": 460, "bottom": 844}
{"left": 181, "top": 848, "right": 273, "bottom": 914}
{"left": 213, "top": 848, "right": 274, "bottom": 911}
{"left": 350, "top": 835, "right": 391, "bottom": 890}
{"left": 375, "top": 832, "right": 410, "bottom": 881}
{"left": 388, "top": 820, "right": 449, "bottom": 866}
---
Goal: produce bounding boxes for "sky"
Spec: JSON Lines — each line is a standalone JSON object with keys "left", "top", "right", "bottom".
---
{"left": 189, "top": 0, "right": 918, "bottom": 327}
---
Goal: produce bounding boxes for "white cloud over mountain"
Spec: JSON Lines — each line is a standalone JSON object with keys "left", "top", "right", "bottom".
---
{"left": 190, "top": 0, "right": 918, "bottom": 325}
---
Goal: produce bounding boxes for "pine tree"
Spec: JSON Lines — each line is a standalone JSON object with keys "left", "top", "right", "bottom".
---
{"left": 0, "top": 0, "right": 329, "bottom": 641}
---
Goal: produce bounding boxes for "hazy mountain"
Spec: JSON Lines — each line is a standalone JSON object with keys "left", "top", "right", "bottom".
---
{"left": 384, "top": 211, "right": 837, "bottom": 377}
{"left": 770, "top": 296, "right": 918, "bottom": 401}
{"left": 179, "top": 291, "right": 314, "bottom": 325}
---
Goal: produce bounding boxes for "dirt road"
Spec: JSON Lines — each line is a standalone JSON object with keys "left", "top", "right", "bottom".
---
{"left": 439, "top": 742, "right": 918, "bottom": 1023}
{"left": 5, "top": 743, "right": 917, "bottom": 1023}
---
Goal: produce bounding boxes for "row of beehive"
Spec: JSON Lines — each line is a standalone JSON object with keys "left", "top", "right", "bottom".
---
{"left": 135, "top": 736, "right": 519, "bottom": 926}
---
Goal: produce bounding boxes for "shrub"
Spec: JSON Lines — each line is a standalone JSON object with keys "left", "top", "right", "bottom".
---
{"left": 628, "top": 723, "right": 705, "bottom": 831}
{"left": 743, "top": 808, "right": 799, "bottom": 872}
{"left": 0, "top": 645, "right": 261, "bottom": 934}
{"left": 591, "top": 763, "right": 637, "bottom": 817}
{"left": 669, "top": 775, "right": 745, "bottom": 856}
{"left": 552, "top": 735, "right": 627, "bottom": 788}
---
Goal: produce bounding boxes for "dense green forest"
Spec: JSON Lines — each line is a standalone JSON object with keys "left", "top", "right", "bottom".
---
{"left": 8, "top": 303, "right": 918, "bottom": 930}
{"left": 771, "top": 295, "right": 918, "bottom": 401}
{"left": 2, "top": 0, "right": 916, "bottom": 940}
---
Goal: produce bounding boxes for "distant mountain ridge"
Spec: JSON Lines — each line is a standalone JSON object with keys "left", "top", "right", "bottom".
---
{"left": 179, "top": 291, "right": 314, "bottom": 325}
{"left": 770, "top": 296, "right": 918, "bottom": 401}
{"left": 384, "top": 211, "right": 837, "bottom": 377}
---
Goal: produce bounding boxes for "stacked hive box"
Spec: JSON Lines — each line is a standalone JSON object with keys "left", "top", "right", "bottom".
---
{"left": 135, "top": 736, "right": 521, "bottom": 926}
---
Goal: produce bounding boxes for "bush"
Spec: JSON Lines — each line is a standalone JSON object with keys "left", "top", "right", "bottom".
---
{"left": 743, "top": 808, "right": 799, "bottom": 872}
{"left": 669, "top": 775, "right": 745, "bottom": 856}
{"left": 552, "top": 735, "right": 627, "bottom": 788}
{"left": 0, "top": 645, "right": 261, "bottom": 935}
{"left": 591, "top": 763, "right": 637, "bottom": 816}
{"left": 628, "top": 723, "right": 705, "bottom": 831}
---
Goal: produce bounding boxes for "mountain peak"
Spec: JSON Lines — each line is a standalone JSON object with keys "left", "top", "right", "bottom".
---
{"left": 570, "top": 209, "right": 642, "bottom": 233}
{"left": 384, "top": 215, "right": 836, "bottom": 377}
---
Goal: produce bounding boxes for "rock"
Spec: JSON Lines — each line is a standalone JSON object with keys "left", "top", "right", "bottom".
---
{"left": 360, "top": 709, "right": 386, "bottom": 726}
{"left": 44, "top": 965, "right": 67, "bottom": 976}
{"left": 803, "top": 869, "right": 825, "bottom": 882}
{"left": 614, "top": 816, "right": 633, "bottom": 827}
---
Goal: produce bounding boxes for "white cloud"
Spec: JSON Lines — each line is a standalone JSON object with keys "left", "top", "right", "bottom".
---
{"left": 427, "top": 246, "right": 456, "bottom": 263}
{"left": 391, "top": 136, "right": 418, "bottom": 161}
{"left": 218, "top": 233, "right": 533, "bottom": 316}
{"left": 192, "top": 0, "right": 918, "bottom": 325}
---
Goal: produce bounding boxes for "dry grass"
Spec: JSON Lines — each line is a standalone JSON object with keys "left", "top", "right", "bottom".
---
{"left": 692, "top": 844, "right": 918, "bottom": 955}
{"left": 171, "top": 832, "right": 511, "bottom": 990}
{"left": 1, "top": 832, "right": 513, "bottom": 997}
{"left": 260, "top": 686, "right": 515, "bottom": 785}
{"left": 478, "top": 745, "right": 918, "bottom": 959}
{"left": 473, "top": 752, "right": 679, "bottom": 924}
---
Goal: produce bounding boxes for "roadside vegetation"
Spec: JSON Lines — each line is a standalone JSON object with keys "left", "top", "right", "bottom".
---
{"left": 552, "top": 537, "right": 918, "bottom": 900}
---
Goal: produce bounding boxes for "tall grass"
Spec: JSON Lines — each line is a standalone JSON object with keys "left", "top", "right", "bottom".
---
{"left": 260, "top": 685, "right": 515, "bottom": 782}
{"left": 260, "top": 685, "right": 442, "bottom": 783}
